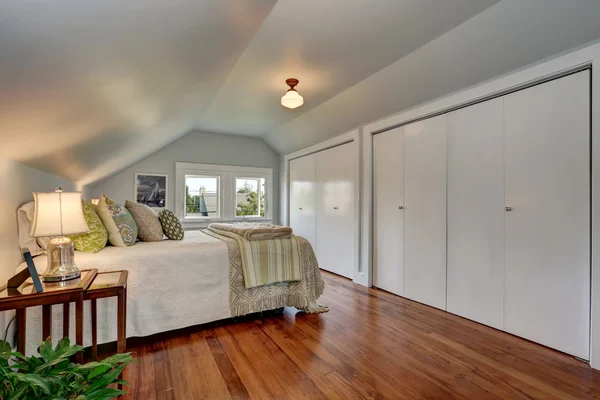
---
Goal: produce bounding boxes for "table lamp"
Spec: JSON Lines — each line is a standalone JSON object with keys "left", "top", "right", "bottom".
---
{"left": 30, "top": 187, "right": 89, "bottom": 282}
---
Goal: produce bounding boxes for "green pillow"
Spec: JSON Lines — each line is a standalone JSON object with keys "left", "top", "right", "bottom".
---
{"left": 158, "top": 210, "right": 184, "bottom": 240}
{"left": 69, "top": 200, "right": 108, "bottom": 253}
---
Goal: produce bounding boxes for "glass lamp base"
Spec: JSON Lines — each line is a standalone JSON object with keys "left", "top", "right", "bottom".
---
{"left": 42, "top": 237, "right": 81, "bottom": 282}
{"left": 42, "top": 270, "right": 81, "bottom": 282}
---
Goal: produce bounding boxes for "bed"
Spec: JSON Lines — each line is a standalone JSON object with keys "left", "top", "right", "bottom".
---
{"left": 16, "top": 230, "right": 325, "bottom": 355}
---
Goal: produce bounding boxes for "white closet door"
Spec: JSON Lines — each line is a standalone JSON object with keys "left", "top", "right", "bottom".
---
{"left": 289, "top": 154, "right": 317, "bottom": 250}
{"left": 373, "top": 127, "right": 404, "bottom": 295}
{"left": 446, "top": 98, "right": 505, "bottom": 329}
{"left": 504, "top": 71, "right": 590, "bottom": 359}
{"left": 316, "top": 142, "right": 355, "bottom": 279}
{"left": 403, "top": 115, "right": 447, "bottom": 310}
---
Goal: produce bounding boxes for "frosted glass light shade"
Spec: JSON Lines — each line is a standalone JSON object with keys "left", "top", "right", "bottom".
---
{"left": 30, "top": 191, "right": 89, "bottom": 237}
{"left": 281, "top": 89, "right": 304, "bottom": 109}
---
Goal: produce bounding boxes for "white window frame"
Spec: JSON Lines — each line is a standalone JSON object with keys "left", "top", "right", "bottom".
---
{"left": 233, "top": 175, "right": 267, "bottom": 219}
{"left": 183, "top": 174, "right": 221, "bottom": 219}
{"left": 175, "top": 162, "right": 273, "bottom": 227}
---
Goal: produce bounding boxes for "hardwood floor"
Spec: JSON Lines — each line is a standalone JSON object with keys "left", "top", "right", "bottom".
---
{"left": 118, "top": 271, "right": 600, "bottom": 399}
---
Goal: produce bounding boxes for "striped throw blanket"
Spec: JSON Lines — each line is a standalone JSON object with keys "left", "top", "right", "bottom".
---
{"left": 207, "top": 223, "right": 301, "bottom": 288}
{"left": 208, "top": 222, "right": 292, "bottom": 241}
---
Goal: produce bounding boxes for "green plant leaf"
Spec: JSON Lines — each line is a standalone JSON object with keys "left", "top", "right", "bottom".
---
{"left": 0, "top": 340, "right": 11, "bottom": 360}
{"left": 87, "top": 364, "right": 111, "bottom": 380}
{"left": 36, "top": 354, "right": 79, "bottom": 373}
{"left": 6, "top": 383, "right": 28, "bottom": 400}
{"left": 76, "top": 361, "right": 109, "bottom": 370}
{"left": 47, "top": 359, "right": 71, "bottom": 375}
{"left": 85, "top": 388, "right": 125, "bottom": 400}
{"left": 48, "top": 339, "right": 83, "bottom": 362}
{"left": 9, "top": 351, "right": 28, "bottom": 361}
{"left": 54, "top": 343, "right": 83, "bottom": 360}
{"left": 55, "top": 337, "right": 70, "bottom": 353}
{"left": 99, "top": 353, "right": 134, "bottom": 365}
{"left": 63, "top": 369, "right": 85, "bottom": 381}
{"left": 0, "top": 363, "right": 12, "bottom": 376}
{"left": 38, "top": 338, "right": 54, "bottom": 362}
{"left": 86, "top": 366, "right": 124, "bottom": 393}
{"left": 23, "top": 355, "right": 44, "bottom": 372}
{"left": 35, "top": 339, "right": 83, "bottom": 374}
{"left": 9, "top": 372, "right": 52, "bottom": 395}
{"left": 44, "top": 374, "right": 65, "bottom": 387}
{"left": 0, "top": 338, "right": 134, "bottom": 399}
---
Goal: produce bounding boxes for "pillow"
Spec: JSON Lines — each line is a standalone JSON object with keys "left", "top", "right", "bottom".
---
{"left": 125, "top": 200, "right": 164, "bottom": 242}
{"left": 158, "top": 210, "right": 184, "bottom": 240}
{"left": 17, "top": 201, "right": 52, "bottom": 256}
{"left": 68, "top": 200, "right": 108, "bottom": 253}
{"left": 96, "top": 195, "right": 138, "bottom": 247}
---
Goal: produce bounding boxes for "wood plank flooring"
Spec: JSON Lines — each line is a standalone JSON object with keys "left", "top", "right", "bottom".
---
{"left": 118, "top": 271, "right": 600, "bottom": 399}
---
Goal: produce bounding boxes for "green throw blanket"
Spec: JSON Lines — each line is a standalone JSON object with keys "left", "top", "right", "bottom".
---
{"left": 207, "top": 225, "right": 301, "bottom": 288}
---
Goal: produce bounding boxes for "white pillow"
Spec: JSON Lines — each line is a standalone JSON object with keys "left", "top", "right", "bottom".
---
{"left": 17, "top": 201, "right": 52, "bottom": 256}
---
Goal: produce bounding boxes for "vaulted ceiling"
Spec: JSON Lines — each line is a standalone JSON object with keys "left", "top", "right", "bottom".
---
{"left": 2, "top": 0, "right": 600, "bottom": 186}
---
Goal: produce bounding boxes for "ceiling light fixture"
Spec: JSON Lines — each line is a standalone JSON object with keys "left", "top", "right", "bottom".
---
{"left": 281, "top": 78, "right": 304, "bottom": 109}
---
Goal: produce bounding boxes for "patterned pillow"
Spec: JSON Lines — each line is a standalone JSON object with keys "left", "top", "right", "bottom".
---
{"left": 158, "top": 210, "right": 184, "bottom": 240}
{"left": 69, "top": 200, "right": 108, "bottom": 253}
{"left": 125, "top": 200, "right": 164, "bottom": 242}
{"left": 96, "top": 195, "right": 138, "bottom": 247}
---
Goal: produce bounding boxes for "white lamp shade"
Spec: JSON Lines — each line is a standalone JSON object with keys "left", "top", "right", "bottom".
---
{"left": 30, "top": 191, "right": 89, "bottom": 237}
{"left": 281, "top": 90, "right": 304, "bottom": 109}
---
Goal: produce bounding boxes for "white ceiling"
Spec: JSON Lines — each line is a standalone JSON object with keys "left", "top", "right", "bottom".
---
{"left": 266, "top": 0, "right": 600, "bottom": 153}
{"left": 0, "top": 0, "right": 277, "bottom": 184}
{"left": 198, "top": 0, "right": 498, "bottom": 136}
{"left": 1, "top": 0, "right": 600, "bottom": 186}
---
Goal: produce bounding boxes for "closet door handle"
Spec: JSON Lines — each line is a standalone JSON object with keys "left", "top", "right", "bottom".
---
{"left": 333, "top": 207, "right": 339, "bottom": 210}
{"left": 505, "top": 206, "right": 512, "bottom": 212}
{"left": 398, "top": 206, "right": 404, "bottom": 210}
{"left": 299, "top": 207, "right": 303, "bottom": 210}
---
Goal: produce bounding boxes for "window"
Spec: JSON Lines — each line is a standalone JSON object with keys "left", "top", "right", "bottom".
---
{"left": 175, "top": 162, "right": 273, "bottom": 226}
{"left": 235, "top": 177, "right": 265, "bottom": 217}
{"left": 184, "top": 175, "right": 220, "bottom": 218}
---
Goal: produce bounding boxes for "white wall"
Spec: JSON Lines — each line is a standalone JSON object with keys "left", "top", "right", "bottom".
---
{"left": 0, "top": 156, "right": 78, "bottom": 342}
{"left": 88, "top": 131, "right": 281, "bottom": 224}
{"left": 0, "top": 157, "right": 78, "bottom": 283}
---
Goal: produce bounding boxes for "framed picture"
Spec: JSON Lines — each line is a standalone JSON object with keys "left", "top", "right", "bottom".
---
{"left": 135, "top": 173, "right": 168, "bottom": 208}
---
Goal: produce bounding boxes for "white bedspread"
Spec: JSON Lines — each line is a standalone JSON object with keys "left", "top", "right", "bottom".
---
{"left": 16, "top": 231, "right": 231, "bottom": 355}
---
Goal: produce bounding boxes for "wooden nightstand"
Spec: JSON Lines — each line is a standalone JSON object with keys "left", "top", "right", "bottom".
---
{"left": 0, "top": 269, "right": 97, "bottom": 363}
{"left": 83, "top": 270, "right": 128, "bottom": 361}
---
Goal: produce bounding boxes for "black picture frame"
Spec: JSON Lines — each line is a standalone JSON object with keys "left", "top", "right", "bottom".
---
{"left": 134, "top": 173, "right": 168, "bottom": 209}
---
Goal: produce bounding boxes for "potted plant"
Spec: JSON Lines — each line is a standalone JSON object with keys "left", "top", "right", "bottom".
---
{"left": 0, "top": 337, "right": 134, "bottom": 399}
